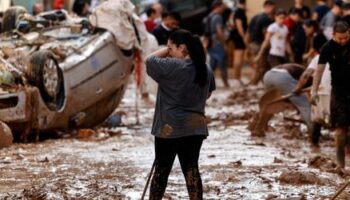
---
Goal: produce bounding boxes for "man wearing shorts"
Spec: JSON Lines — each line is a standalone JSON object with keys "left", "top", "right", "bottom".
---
{"left": 229, "top": 0, "right": 247, "bottom": 85}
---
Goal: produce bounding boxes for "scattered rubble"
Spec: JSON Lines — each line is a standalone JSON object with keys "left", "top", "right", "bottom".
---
{"left": 308, "top": 155, "right": 349, "bottom": 177}
{"left": 278, "top": 170, "right": 327, "bottom": 185}
{"left": 225, "top": 87, "right": 264, "bottom": 106}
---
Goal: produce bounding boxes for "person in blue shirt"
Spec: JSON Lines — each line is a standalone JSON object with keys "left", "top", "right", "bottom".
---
{"left": 205, "top": 0, "right": 229, "bottom": 87}
{"left": 312, "top": 0, "right": 330, "bottom": 22}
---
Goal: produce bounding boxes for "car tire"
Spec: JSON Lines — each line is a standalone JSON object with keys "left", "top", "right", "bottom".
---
{"left": 0, "top": 121, "right": 13, "bottom": 148}
{"left": 2, "top": 6, "right": 27, "bottom": 33}
{"left": 29, "top": 50, "right": 65, "bottom": 110}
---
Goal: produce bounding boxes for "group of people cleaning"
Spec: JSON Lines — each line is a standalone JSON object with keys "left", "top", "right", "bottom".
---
{"left": 141, "top": 0, "right": 350, "bottom": 199}
{"left": 246, "top": 0, "right": 350, "bottom": 171}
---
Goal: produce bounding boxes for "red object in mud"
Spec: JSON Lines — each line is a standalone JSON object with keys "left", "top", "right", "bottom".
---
{"left": 250, "top": 63, "right": 257, "bottom": 69}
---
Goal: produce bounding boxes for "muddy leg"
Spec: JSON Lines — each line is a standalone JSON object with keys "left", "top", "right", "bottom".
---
{"left": 310, "top": 122, "right": 322, "bottom": 146}
{"left": 250, "top": 49, "right": 269, "bottom": 85}
{"left": 183, "top": 166, "right": 203, "bottom": 200}
{"left": 233, "top": 49, "right": 244, "bottom": 80}
{"left": 335, "top": 127, "right": 347, "bottom": 168}
{"left": 149, "top": 137, "right": 177, "bottom": 200}
{"left": 149, "top": 163, "right": 173, "bottom": 200}
{"left": 221, "top": 68, "right": 229, "bottom": 88}
{"left": 178, "top": 136, "right": 204, "bottom": 200}
{"left": 247, "top": 113, "right": 259, "bottom": 131}
{"left": 252, "top": 108, "right": 273, "bottom": 136}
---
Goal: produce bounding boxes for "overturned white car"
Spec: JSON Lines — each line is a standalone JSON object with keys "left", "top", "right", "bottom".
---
{"left": 0, "top": 1, "right": 154, "bottom": 142}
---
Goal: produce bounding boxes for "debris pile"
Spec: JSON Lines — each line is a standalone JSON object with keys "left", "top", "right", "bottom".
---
{"left": 308, "top": 155, "right": 349, "bottom": 177}
{"left": 278, "top": 170, "right": 327, "bottom": 185}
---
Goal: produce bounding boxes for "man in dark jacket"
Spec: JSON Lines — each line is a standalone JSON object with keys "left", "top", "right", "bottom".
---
{"left": 73, "top": 0, "right": 91, "bottom": 17}
{"left": 152, "top": 11, "right": 181, "bottom": 45}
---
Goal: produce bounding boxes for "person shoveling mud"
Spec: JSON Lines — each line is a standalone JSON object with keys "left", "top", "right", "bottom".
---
{"left": 251, "top": 51, "right": 333, "bottom": 148}
{"left": 251, "top": 63, "right": 311, "bottom": 137}
{"left": 145, "top": 29, "right": 215, "bottom": 199}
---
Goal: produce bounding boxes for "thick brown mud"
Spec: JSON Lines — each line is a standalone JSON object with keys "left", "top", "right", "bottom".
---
{"left": 0, "top": 82, "right": 349, "bottom": 199}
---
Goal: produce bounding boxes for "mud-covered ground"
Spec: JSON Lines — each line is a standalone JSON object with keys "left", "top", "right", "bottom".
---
{"left": 1, "top": 77, "right": 350, "bottom": 199}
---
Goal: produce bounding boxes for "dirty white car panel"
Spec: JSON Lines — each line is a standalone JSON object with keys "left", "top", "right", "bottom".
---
{"left": 0, "top": 24, "right": 134, "bottom": 138}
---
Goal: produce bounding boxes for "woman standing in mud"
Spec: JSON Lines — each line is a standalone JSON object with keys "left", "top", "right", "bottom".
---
{"left": 145, "top": 29, "right": 215, "bottom": 199}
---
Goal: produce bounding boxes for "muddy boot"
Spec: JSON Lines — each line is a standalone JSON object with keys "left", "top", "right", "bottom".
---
{"left": 149, "top": 164, "right": 172, "bottom": 200}
{"left": 247, "top": 113, "right": 259, "bottom": 131}
{"left": 183, "top": 167, "right": 203, "bottom": 200}
{"left": 310, "top": 122, "right": 322, "bottom": 147}
{"left": 335, "top": 132, "right": 347, "bottom": 168}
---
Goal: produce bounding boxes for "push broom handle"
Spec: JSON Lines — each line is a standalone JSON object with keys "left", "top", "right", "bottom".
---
{"left": 331, "top": 181, "right": 350, "bottom": 200}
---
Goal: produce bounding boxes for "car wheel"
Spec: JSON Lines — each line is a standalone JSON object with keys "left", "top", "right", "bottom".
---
{"left": 2, "top": 6, "right": 27, "bottom": 33}
{"left": 0, "top": 121, "right": 13, "bottom": 148}
{"left": 29, "top": 50, "right": 65, "bottom": 110}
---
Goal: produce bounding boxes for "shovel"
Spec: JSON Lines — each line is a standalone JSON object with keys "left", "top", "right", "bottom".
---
{"left": 266, "top": 87, "right": 311, "bottom": 106}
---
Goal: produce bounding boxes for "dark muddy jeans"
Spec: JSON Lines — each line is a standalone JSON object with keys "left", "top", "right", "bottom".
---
{"left": 208, "top": 44, "right": 228, "bottom": 86}
{"left": 150, "top": 135, "right": 205, "bottom": 200}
